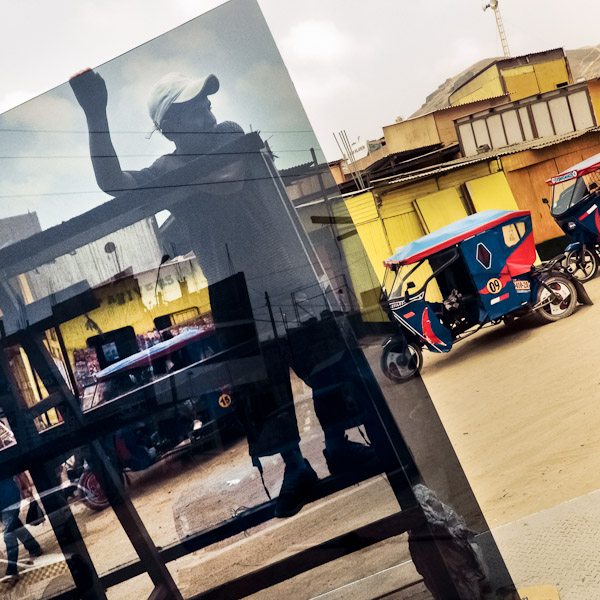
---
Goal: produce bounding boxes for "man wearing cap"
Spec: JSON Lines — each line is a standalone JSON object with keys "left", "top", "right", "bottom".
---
{"left": 69, "top": 69, "right": 378, "bottom": 518}
{"left": 70, "top": 69, "right": 244, "bottom": 194}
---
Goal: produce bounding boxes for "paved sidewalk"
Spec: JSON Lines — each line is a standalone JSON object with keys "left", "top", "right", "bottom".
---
{"left": 492, "top": 489, "right": 600, "bottom": 599}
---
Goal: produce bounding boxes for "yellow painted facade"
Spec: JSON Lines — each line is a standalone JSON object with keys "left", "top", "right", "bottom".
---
{"left": 465, "top": 172, "right": 519, "bottom": 212}
{"left": 531, "top": 59, "right": 571, "bottom": 94}
{"left": 58, "top": 266, "right": 211, "bottom": 370}
{"left": 415, "top": 188, "right": 468, "bottom": 232}
{"left": 332, "top": 199, "right": 388, "bottom": 322}
{"left": 450, "top": 54, "right": 571, "bottom": 106}
{"left": 450, "top": 65, "right": 502, "bottom": 106}
{"left": 502, "top": 65, "right": 539, "bottom": 100}
{"left": 344, "top": 161, "right": 514, "bottom": 291}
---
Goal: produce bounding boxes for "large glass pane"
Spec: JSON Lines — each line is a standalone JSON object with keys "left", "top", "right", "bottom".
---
{"left": 0, "top": 1, "right": 517, "bottom": 598}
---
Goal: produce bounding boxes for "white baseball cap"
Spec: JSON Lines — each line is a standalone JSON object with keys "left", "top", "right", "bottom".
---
{"left": 147, "top": 72, "right": 220, "bottom": 133}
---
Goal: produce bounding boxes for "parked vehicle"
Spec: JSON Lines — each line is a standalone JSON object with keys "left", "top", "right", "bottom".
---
{"left": 70, "top": 327, "right": 240, "bottom": 510}
{"left": 544, "top": 152, "right": 600, "bottom": 281}
{"left": 380, "top": 209, "right": 592, "bottom": 382}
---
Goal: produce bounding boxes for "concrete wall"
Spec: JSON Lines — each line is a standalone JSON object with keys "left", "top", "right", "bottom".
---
{"left": 383, "top": 114, "right": 440, "bottom": 153}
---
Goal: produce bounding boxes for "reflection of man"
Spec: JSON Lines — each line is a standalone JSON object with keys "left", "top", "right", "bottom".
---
{"left": 70, "top": 69, "right": 377, "bottom": 518}
{"left": 0, "top": 474, "right": 43, "bottom": 583}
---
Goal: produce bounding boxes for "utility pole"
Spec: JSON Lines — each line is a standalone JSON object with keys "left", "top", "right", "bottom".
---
{"left": 483, "top": 0, "right": 510, "bottom": 58}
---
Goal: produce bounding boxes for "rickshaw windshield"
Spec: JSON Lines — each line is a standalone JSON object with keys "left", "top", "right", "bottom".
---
{"left": 388, "top": 249, "right": 458, "bottom": 302}
{"left": 552, "top": 171, "right": 600, "bottom": 216}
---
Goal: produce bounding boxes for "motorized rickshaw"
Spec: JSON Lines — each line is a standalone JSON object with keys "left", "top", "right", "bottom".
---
{"left": 380, "top": 209, "right": 592, "bottom": 382}
{"left": 544, "top": 152, "right": 600, "bottom": 281}
{"left": 69, "top": 327, "right": 239, "bottom": 510}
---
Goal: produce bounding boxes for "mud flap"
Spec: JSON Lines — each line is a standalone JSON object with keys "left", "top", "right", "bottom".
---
{"left": 572, "top": 277, "right": 594, "bottom": 305}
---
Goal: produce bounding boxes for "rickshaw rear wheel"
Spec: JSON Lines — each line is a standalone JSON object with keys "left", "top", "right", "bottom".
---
{"left": 79, "top": 469, "right": 111, "bottom": 511}
{"left": 381, "top": 341, "right": 423, "bottom": 383}
{"left": 534, "top": 275, "right": 577, "bottom": 323}
{"left": 565, "top": 248, "right": 598, "bottom": 282}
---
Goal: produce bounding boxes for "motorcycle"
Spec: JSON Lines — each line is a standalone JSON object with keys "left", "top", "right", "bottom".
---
{"left": 544, "top": 152, "right": 600, "bottom": 281}
{"left": 380, "top": 209, "right": 592, "bottom": 382}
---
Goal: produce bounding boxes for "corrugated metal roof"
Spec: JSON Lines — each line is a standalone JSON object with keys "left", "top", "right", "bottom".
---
{"left": 374, "top": 127, "right": 600, "bottom": 186}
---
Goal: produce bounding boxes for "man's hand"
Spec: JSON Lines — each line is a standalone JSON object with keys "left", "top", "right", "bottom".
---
{"left": 69, "top": 68, "right": 108, "bottom": 117}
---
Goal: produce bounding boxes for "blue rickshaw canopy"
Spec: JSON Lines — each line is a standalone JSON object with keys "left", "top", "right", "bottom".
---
{"left": 384, "top": 209, "right": 531, "bottom": 266}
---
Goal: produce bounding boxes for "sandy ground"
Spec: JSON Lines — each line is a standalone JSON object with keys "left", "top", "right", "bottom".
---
{"left": 8, "top": 277, "right": 600, "bottom": 598}
{"left": 420, "top": 275, "right": 600, "bottom": 528}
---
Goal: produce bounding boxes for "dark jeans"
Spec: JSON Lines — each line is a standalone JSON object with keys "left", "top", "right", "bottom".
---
{"left": 234, "top": 317, "right": 366, "bottom": 458}
{"left": 2, "top": 508, "right": 41, "bottom": 576}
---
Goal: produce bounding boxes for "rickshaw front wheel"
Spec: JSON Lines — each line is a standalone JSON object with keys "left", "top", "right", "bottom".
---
{"left": 534, "top": 275, "right": 578, "bottom": 323}
{"left": 565, "top": 248, "right": 598, "bottom": 282}
{"left": 381, "top": 341, "right": 423, "bottom": 382}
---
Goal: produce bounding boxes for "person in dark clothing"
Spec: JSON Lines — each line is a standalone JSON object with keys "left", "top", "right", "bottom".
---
{"left": 69, "top": 68, "right": 378, "bottom": 518}
{"left": 0, "top": 474, "right": 42, "bottom": 582}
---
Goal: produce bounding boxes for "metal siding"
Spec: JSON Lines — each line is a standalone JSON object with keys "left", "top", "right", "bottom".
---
{"left": 450, "top": 65, "right": 502, "bottom": 106}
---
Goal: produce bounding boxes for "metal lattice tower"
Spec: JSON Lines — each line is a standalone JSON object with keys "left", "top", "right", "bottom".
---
{"left": 483, "top": 0, "right": 511, "bottom": 58}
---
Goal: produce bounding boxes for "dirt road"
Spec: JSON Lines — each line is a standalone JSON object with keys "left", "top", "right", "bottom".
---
{"left": 11, "top": 276, "right": 600, "bottom": 598}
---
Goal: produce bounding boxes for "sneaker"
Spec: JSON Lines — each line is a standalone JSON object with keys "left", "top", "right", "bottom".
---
{"left": 29, "top": 548, "right": 44, "bottom": 559}
{"left": 323, "top": 436, "right": 381, "bottom": 478}
{"left": 274, "top": 459, "right": 319, "bottom": 518}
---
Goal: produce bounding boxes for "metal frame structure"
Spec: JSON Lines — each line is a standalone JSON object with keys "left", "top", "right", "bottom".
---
{"left": 0, "top": 133, "right": 516, "bottom": 599}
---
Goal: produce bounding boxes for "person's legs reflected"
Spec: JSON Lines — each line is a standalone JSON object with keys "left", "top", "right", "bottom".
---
{"left": 3, "top": 509, "right": 19, "bottom": 577}
{"left": 241, "top": 319, "right": 379, "bottom": 518}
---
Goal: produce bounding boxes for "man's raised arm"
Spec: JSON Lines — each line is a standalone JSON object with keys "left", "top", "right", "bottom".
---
{"left": 69, "top": 69, "right": 137, "bottom": 195}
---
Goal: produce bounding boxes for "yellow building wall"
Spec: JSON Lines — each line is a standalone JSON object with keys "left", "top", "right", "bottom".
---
{"left": 449, "top": 65, "right": 503, "bottom": 106}
{"left": 343, "top": 160, "right": 512, "bottom": 306}
{"left": 502, "top": 66, "right": 539, "bottom": 101}
{"left": 465, "top": 171, "right": 519, "bottom": 212}
{"left": 344, "top": 190, "right": 379, "bottom": 223}
{"left": 335, "top": 198, "right": 388, "bottom": 321}
{"left": 383, "top": 114, "right": 440, "bottom": 153}
{"left": 415, "top": 188, "right": 468, "bottom": 232}
{"left": 59, "top": 281, "right": 211, "bottom": 366}
{"left": 380, "top": 180, "right": 439, "bottom": 219}
{"left": 533, "top": 59, "right": 571, "bottom": 93}
{"left": 501, "top": 59, "right": 571, "bottom": 101}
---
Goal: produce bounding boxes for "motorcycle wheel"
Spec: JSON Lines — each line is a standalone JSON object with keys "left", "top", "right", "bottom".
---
{"left": 381, "top": 341, "right": 423, "bottom": 383}
{"left": 79, "top": 470, "right": 110, "bottom": 511}
{"left": 564, "top": 248, "right": 598, "bottom": 282}
{"left": 534, "top": 275, "right": 577, "bottom": 323}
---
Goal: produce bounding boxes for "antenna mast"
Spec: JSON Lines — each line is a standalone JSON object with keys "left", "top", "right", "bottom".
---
{"left": 483, "top": 0, "right": 510, "bottom": 58}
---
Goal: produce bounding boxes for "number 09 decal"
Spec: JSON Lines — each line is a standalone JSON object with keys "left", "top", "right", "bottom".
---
{"left": 486, "top": 278, "right": 502, "bottom": 294}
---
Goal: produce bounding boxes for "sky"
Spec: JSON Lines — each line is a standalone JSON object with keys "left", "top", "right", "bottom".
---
{"left": 0, "top": 0, "right": 599, "bottom": 230}
{"left": 1, "top": 0, "right": 599, "bottom": 161}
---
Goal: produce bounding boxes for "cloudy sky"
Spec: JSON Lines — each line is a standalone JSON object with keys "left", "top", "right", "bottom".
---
{"left": 0, "top": 0, "right": 599, "bottom": 229}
